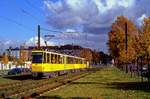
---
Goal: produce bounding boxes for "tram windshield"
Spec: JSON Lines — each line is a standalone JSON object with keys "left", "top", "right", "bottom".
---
{"left": 32, "top": 52, "right": 43, "bottom": 63}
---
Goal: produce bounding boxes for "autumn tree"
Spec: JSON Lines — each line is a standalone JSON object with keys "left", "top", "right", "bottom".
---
{"left": 80, "top": 48, "right": 93, "bottom": 64}
{"left": 108, "top": 30, "right": 120, "bottom": 64}
{"left": 2, "top": 53, "right": 8, "bottom": 65}
{"left": 19, "top": 46, "right": 28, "bottom": 66}
{"left": 19, "top": 50, "right": 26, "bottom": 65}
{"left": 108, "top": 16, "right": 138, "bottom": 67}
{"left": 140, "top": 17, "right": 150, "bottom": 80}
{"left": 92, "top": 50, "right": 100, "bottom": 65}
{"left": 141, "top": 18, "right": 150, "bottom": 56}
{"left": 2, "top": 53, "right": 8, "bottom": 70}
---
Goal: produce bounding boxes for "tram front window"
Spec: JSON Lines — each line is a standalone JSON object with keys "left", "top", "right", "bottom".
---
{"left": 32, "top": 52, "right": 43, "bottom": 63}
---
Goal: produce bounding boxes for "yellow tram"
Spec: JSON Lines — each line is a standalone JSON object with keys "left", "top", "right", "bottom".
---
{"left": 31, "top": 50, "right": 89, "bottom": 77}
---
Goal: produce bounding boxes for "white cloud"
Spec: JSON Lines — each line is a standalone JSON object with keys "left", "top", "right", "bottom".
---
{"left": 25, "top": 36, "right": 55, "bottom": 46}
{"left": 137, "top": 14, "right": 147, "bottom": 26}
{"left": 44, "top": 0, "right": 64, "bottom": 14}
{"left": 118, "top": 0, "right": 135, "bottom": 8}
{"left": 43, "top": 0, "right": 148, "bottom": 52}
{"left": 44, "top": 0, "right": 136, "bottom": 29}
{"left": 65, "top": 28, "right": 76, "bottom": 32}
{"left": 4, "top": 40, "right": 12, "bottom": 45}
{"left": 0, "top": 39, "right": 22, "bottom": 54}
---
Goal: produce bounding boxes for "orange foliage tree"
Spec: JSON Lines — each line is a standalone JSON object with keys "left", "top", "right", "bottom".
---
{"left": 2, "top": 53, "right": 9, "bottom": 70}
{"left": 92, "top": 50, "right": 100, "bottom": 65}
{"left": 141, "top": 18, "right": 150, "bottom": 56}
{"left": 79, "top": 48, "right": 93, "bottom": 64}
{"left": 2, "top": 53, "right": 8, "bottom": 65}
{"left": 108, "top": 16, "right": 138, "bottom": 65}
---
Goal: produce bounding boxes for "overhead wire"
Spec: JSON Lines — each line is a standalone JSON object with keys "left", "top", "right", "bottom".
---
{"left": 21, "top": 0, "right": 61, "bottom": 34}
{"left": 0, "top": 2, "right": 41, "bottom": 32}
{"left": 0, "top": 15, "right": 35, "bottom": 32}
{"left": 40, "top": 27, "right": 63, "bottom": 33}
{"left": 24, "top": 0, "right": 65, "bottom": 34}
{"left": 25, "top": 0, "right": 45, "bottom": 15}
{"left": 20, "top": 8, "right": 41, "bottom": 23}
{"left": 0, "top": 1, "right": 80, "bottom": 36}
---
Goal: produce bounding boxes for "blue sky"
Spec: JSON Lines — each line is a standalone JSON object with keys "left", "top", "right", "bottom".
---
{"left": 0, "top": 0, "right": 45, "bottom": 41}
{"left": 0, "top": 0, "right": 149, "bottom": 53}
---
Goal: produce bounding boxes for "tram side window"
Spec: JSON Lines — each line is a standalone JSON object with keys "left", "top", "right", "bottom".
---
{"left": 75, "top": 59, "right": 81, "bottom": 64}
{"left": 47, "top": 53, "right": 50, "bottom": 63}
{"left": 77, "top": 59, "right": 79, "bottom": 64}
{"left": 71, "top": 57, "right": 74, "bottom": 64}
{"left": 66, "top": 57, "right": 69, "bottom": 64}
{"left": 80, "top": 59, "right": 82, "bottom": 64}
{"left": 60, "top": 56, "right": 63, "bottom": 64}
{"left": 58, "top": 55, "right": 63, "bottom": 64}
{"left": 67, "top": 57, "right": 69, "bottom": 64}
{"left": 81, "top": 59, "right": 83, "bottom": 64}
{"left": 67, "top": 57, "right": 70, "bottom": 64}
{"left": 78, "top": 59, "right": 82, "bottom": 64}
{"left": 56, "top": 55, "right": 58, "bottom": 64}
{"left": 75, "top": 59, "right": 78, "bottom": 64}
{"left": 43, "top": 53, "right": 46, "bottom": 63}
{"left": 51, "top": 54, "right": 55, "bottom": 64}
{"left": 62, "top": 56, "right": 65, "bottom": 64}
{"left": 32, "top": 52, "right": 43, "bottom": 63}
{"left": 82, "top": 60, "right": 85, "bottom": 64}
{"left": 84, "top": 60, "right": 86, "bottom": 64}
{"left": 67, "top": 57, "right": 74, "bottom": 64}
{"left": 55, "top": 55, "right": 58, "bottom": 64}
{"left": 54, "top": 55, "right": 62, "bottom": 64}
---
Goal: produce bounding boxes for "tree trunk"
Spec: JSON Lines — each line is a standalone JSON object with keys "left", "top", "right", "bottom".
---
{"left": 147, "top": 54, "right": 150, "bottom": 83}
{"left": 137, "top": 57, "right": 139, "bottom": 77}
{"left": 140, "top": 56, "right": 143, "bottom": 82}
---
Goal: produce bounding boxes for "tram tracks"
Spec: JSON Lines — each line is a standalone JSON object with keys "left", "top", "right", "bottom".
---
{"left": 0, "top": 68, "right": 101, "bottom": 98}
{"left": 0, "top": 71, "right": 91, "bottom": 98}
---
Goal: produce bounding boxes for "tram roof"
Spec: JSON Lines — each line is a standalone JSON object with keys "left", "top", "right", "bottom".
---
{"left": 32, "top": 50, "right": 85, "bottom": 60}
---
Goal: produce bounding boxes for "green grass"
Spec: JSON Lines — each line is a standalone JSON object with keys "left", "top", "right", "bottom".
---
{"left": 0, "top": 77, "right": 19, "bottom": 85}
{"left": 0, "top": 70, "right": 22, "bottom": 85}
{"left": 43, "top": 66, "right": 150, "bottom": 99}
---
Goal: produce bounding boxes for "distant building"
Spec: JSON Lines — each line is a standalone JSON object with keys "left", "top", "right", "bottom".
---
{"left": 6, "top": 44, "right": 105, "bottom": 66}
{"left": 6, "top": 45, "right": 82, "bottom": 61}
{"left": 7, "top": 47, "right": 20, "bottom": 59}
{"left": 28, "top": 44, "right": 83, "bottom": 57}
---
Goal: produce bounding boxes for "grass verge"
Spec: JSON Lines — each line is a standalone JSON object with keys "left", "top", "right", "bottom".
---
{"left": 42, "top": 66, "right": 150, "bottom": 99}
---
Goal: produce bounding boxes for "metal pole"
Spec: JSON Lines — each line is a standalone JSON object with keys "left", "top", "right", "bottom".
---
{"left": 38, "top": 25, "right": 40, "bottom": 49}
{"left": 125, "top": 22, "right": 128, "bottom": 73}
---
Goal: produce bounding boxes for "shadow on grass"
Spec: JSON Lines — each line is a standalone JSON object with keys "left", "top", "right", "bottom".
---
{"left": 71, "top": 82, "right": 105, "bottom": 85}
{"left": 3, "top": 74, "right": 34, "bottom": 80}
{"left": 71, "top": 81, "right": 150, "bottom": 92}
{"left": 108, "top": 81, "right": 150, "bottom": 92}
{"left": 85, "top": 76, "right": 104, "bottom": 79}
{"left": 36, "top": 95, "right": 91, "bottom": 99}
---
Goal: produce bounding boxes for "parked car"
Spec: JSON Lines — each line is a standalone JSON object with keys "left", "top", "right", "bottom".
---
{"left": 8, "top": 68, "right": 31, "bottom": 75}
{"left": 141, "top": 70, "right": 150, "bottom": 77}
{"left": 141, "top": 65, "right": 150, "bottom": 77}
